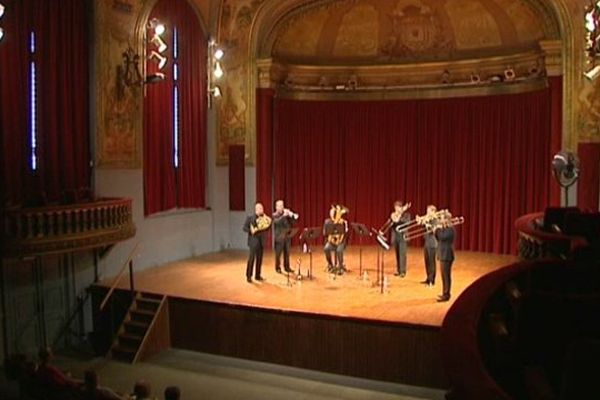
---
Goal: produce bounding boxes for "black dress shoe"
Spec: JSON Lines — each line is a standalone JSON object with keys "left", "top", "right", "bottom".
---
{"left": 394, "top": 272, "right": 401, "bottom": 276}
{"left": 246, "top": 277, "right": 252, "bottom": 283}
{"left": 284, "top": 268, "right": 294, "bottom": 274}
{"left": 255, "top": 276, "right": 266, "bottom": 281}
{"left": 436, "top": 295, "right": 450, "bottom": 302}
{"left": 400, "top": 273, "right": 406, "bottom": 278}
{"left": 420, "top": 280, "right": 430, "bottom": 285}
{"left": 275, "top": 268, "right": 282, "bottom": 273}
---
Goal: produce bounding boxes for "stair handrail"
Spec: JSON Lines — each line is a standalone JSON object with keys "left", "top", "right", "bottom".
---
{"left": 100, "top": 242, "right": 141, "bottom": 311}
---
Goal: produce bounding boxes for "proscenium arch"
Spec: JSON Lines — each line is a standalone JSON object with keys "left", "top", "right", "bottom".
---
{"left": 247, "top": 0, "right": 577, "bottom": 153}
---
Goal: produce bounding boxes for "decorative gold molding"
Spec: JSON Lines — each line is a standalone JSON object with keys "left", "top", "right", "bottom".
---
{"left": 215, "top": 0, "right": 581, "bottom": 165}
{"left": 277, "top": 77, "right": 549, "bottom": 102}
{"left": 270, "top": 50, "right": 547, "bottom": 90}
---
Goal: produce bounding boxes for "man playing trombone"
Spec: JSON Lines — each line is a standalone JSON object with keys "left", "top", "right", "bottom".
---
{"left": 390, "top": 201, "right": 411, "bottom": 277}
{"left": 272, "top": 200, "right": 299, "bottom": 274}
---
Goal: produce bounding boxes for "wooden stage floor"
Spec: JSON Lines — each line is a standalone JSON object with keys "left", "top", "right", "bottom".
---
{"left": 107, "top": 246, "right": 516, "bottom": 328}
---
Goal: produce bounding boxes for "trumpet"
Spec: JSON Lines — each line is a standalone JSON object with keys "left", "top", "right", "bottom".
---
{"left": 250, "top": 215, "right": 272, "bottom": 235}
{"left": 403, "top": 216, "right": 465, "bottom": 241}
{"left": 283, "top": 208, "right": 299, "bottom": 219}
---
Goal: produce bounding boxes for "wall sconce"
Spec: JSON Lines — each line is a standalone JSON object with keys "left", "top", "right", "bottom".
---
{"left": 148, "top": 50, "right": 167, "bottom": 70}
{"left": 119, "top": 17, "right": 169, "bottom": 87}
{"left": 207, "top": 38, "right": 224, "bottom": 108}
{"left": 0, "top": 3, "right": 6, "bottom": 42}
{"left": 585, "top": 1, "right": 600, "bottom": 80}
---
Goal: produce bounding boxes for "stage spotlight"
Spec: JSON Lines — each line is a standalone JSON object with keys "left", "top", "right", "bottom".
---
{"left": 212, "top": 86, "right": 222, "bottom": 97}
{"left": 213, "top": 61, "right": 224, "bottom": 79}
{"left": 0, "top": 28, "right": 3, "bottom": 42}
{"left": 584, "top": 64, "right": 600, "bottom": 80}
{"left": 214, "top": 48, "right": 224, "bottom": 60}
{"left": 148, "top": 18, "right": 165, "bottom": 36}
{"left": 151, "top": 34, "right": 167, "bottom": 53}
{"left": 149, "top": 50, "right": 167, "bottom": 70}
{"left": 0, "top": 4, "right": 5, "bottom": 19}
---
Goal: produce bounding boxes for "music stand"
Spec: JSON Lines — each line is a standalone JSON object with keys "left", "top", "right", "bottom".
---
{"left": 372, "top": 226, "right": 387, "bottom": 293}
{"left": 300, "top": 227, "right": 321, "bottom": 280}
{"left": 351, "top": 223, "right": 370, "bottom": 278}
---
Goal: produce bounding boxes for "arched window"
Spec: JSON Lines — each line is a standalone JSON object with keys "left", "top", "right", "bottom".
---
{"left": 143, "top": 0, "right": 207, "bottom": 216}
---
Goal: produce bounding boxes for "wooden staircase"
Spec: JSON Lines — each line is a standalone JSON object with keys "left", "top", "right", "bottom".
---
{"left": 109, "top": 292, "right": 169, "bottom": 363}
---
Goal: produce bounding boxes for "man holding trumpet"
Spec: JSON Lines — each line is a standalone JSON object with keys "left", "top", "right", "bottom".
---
{"left": 272, "top": 199, "right": 299, "bottom": 274}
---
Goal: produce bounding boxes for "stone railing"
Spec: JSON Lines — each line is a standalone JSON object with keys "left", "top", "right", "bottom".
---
{"left": 2, "top": 198, "right": 136, "bottom": 257}
{"left": 514, "top": 212, "right": 587, "bottom": 260}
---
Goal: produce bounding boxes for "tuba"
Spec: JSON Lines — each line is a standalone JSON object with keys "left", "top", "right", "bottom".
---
{"left": 327, "top": 205, "right": 349, "bottom": 246}
{"left": 250, "top": 215, "right": 272, "bottom": 235}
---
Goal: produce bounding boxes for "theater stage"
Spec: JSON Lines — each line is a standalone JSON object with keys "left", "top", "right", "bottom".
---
{"left": 95, "top": 247, "right": 516, "bottom": 388}
{"left": 104, "top": 247, "right": 516, "bottom": 327}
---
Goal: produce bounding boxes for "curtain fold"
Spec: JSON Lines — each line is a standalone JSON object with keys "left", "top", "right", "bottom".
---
{"left": 0, "top": 0, "right": 90, "bottom": 206}
{"left": 256, "top": 88, "right": 275, "bottom": 209}
{"left": 144, "top": 0, "right": 206, "bottom": 216}
{"left": 273, "top": 82, "right": 561, "bottom": 254}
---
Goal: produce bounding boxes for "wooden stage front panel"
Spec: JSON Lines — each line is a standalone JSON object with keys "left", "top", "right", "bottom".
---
{"left": 96, "top": 247, "right": 515, "bottom": 388}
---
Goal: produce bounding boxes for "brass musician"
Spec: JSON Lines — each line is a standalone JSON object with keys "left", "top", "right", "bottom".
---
{"left": 323, "top": 204, "right": 349, "bottom": 274}
{"left": 272, "top": 199, "right": 299, "bottom": 274}
{"left": 420, "top": 205, "right": 439, "bottom": 286}
{"left": 243, "top": 202, "right": 272, "bottom": 283}
{"left": 386, "top": 201, "right": 412, "bottom": 277}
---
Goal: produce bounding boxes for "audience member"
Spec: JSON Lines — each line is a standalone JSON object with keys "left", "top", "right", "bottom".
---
{"left": 81, "top": 369, "right": 124, "bottom": 400}
{"left": 164, "top": 386, "right": 180, "bottom": 400}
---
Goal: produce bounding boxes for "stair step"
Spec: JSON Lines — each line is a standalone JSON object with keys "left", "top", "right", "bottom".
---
{"left": 123, "top": 320, "right": 149, "bottom": 335}
{"left": 130, "top": 309, "right": 155, "bottom": 323}
{"left": 118, "top": 332, "right": 143, "bottom": 347}
{"left": 131, "top": 308, "right": 155, "bottom": 316}
{"left": 136, "top": 298, "right": 161, "bottom": 311}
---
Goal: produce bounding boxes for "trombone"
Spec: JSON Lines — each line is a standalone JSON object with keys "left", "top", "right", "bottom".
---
{"left": 403, "top": 216, "right": 465, "bottom": 241}
{"left": 395, "top": 209, "right": 450, "bottom": 235}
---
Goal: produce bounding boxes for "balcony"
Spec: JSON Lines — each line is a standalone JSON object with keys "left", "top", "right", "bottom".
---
{"left": 2, "top": 197, "right": 136, "bottom": 257}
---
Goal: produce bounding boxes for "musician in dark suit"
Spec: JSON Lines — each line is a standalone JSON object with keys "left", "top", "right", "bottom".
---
{"left": 421, "top": 205, "right": 438, "bottom": 287}
{"left": 435, "top": 214, "right": 456, "bottom": 302}
{"left": 243, "top": 202, "right": 269, "bottom": 283}
{"left": 323, "top": 205, "right": 349, "bottom": 274}
{"left": 272, "top": 199, "right": 299, "bottom": 273}
{"left": 390, "top": 201, "right": 411, "bottom": 277}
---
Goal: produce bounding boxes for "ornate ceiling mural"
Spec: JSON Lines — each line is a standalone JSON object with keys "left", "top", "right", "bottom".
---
{"left": 270, "top": 0, "right": 553, "bottom": 65}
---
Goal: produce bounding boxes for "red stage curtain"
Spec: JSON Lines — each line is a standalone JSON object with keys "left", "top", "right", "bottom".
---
{"left": 256, "top": 88, "right": 275, "bottom": 208}
{"left": 0, "top": 0, "right": 90, "bottom": 206}
{"left": 578, "top": 143, "right": 600, "bottom": 211}
{"left": 0, "top": 0, "right": 29, "bottom": 205}
{"left": 144, "top": 0, "right": 207, "bottom": 215}
{"left": 273, "top": 83, "right": 561, "bottom": 254}
{"left": 229, "top": 145, "right": 245, "bottom": 210}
